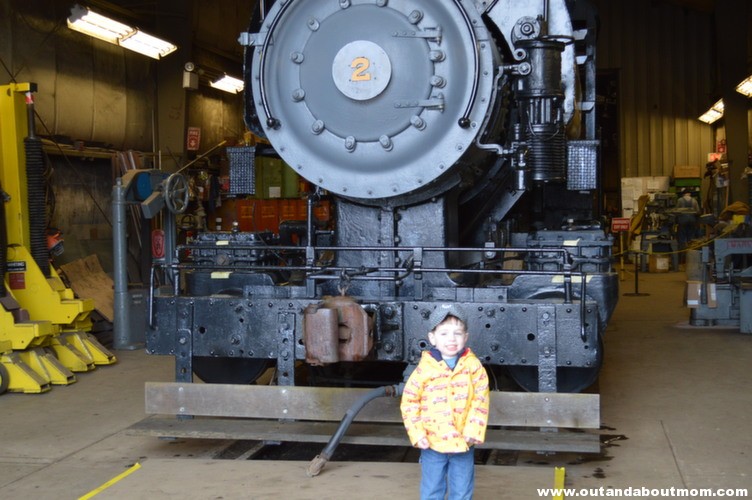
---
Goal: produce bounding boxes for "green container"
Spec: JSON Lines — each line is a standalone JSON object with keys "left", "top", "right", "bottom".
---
{"left": 674, "top": 178, "right": 701, "bottom": 187}
{"left": 253, "top": 156, "right": 300, "bottom": 199}
{"left": 281, "top": 162, "right": 300, "bottom": 198}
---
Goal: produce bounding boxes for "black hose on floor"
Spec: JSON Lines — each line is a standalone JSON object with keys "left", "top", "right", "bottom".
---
{"left": 306, "top": 384, "right": 403, "bottom": 477}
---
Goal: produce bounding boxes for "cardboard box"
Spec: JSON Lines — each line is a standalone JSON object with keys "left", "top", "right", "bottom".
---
{"left": 649, "top": 254, "right": 670, "bottom": 273}
{"left": 686, "top": 281, "right": 717, "bottom": 308}
{"left": 673, "top": 165, "right": 701, "bottom": 179}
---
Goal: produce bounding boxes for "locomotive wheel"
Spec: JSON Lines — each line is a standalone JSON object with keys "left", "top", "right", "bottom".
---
{"left": 192, "top": 357, "right": 271, "bottom": 385}
{"left": 507, "top": 335, "right": 603, "bottom": 393}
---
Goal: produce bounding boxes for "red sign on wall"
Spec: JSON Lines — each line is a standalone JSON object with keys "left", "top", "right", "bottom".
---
{"left": 611, "top": 217, "right": 631, "bottom": 232}
{"left": 186, "top": 127, "right": 201, "bottom": 151}
{"left": 152, "top": 229, "right": 165, "bottom": 259}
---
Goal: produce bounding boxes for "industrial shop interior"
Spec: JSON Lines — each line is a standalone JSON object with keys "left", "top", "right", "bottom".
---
{"left": 0, "top": 0, "right": 750, "bottom": 499}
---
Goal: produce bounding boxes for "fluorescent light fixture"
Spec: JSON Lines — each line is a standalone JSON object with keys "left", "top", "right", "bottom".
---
{"left": 698, "top": 108, "right": 722, "bottom": 124}
{"left": 698, "top": 99, "right": 724, "bottom": 124}
{"left": 736, "top": 75, "right": 752, "bottom": 97}
{"left": 67, "top": 4, "right": 176, "bottom": 60}
{"left": 210, "top": 75, "right": 245, "bottom": 94}
{"left": 119, "top": 30, "right": 177, "bottom": 59}
{"left": 67, "top": 4, "right": 132, "bottom": 44}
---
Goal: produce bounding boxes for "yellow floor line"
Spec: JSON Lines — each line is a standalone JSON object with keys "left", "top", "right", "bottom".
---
{"left": 553, "top": 466, "right": 566, "bottom": 500}
{"left": 78, "top": 462, "right": 141, "bottom": 500}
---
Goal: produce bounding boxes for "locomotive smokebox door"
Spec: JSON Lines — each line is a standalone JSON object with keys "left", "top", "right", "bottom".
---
{"left": 246, "top": 0, "right": 497, "bottom": 202}
{"left": 304, "top": 296, "right": 374, "bottom": 365}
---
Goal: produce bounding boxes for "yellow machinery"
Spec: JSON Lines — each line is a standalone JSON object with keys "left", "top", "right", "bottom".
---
{"left": 0, "top": 82, "right": 116, "bottom": 394}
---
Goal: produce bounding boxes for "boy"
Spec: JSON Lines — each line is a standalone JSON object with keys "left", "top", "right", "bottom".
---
{"left": 400, "top": 304, "right": 490, "bottom": 500}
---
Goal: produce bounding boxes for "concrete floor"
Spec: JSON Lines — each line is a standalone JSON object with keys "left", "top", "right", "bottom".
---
{"left": 1, "top": 271, "right": 750, "bottom": 499}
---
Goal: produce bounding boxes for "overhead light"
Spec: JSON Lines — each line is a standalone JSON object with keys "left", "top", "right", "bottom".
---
{"left": 67, "top": 4, "right": 176, "bottom": 60}
{"left": 698, "top": 99, "right": 724, "bottom": 124}
{"left": 736, "top": 75, "right": 752, "bottom": 97}
{"left": 210, "top": 75, "right": 245, "bottom": 94}
{"left": 119, "top": 30, "right": 177, "bottom": 59}
{"left": 698, "top": 109, "right": 722, "bottom": 124}
{"left": 67, "top": 4, "right": 131, "bottom": 44}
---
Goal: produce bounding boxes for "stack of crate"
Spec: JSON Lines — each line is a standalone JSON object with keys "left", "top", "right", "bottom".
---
{"left": 673, "top": 165, "right": 702, "bottom": 196}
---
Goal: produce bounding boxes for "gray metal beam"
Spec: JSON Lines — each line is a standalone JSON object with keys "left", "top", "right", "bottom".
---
{"left": 144, "top": 382, "right": 600, "bottom": 429}
{"left": 127, "top": 416, "right": 601, "bottom": 453}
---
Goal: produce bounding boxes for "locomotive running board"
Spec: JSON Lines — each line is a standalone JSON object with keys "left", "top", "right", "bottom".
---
{"left": 128, "top": 383, "right": 601, "bottom": 453}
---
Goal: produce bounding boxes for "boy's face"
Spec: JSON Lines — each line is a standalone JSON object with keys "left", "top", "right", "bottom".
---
{"left": 428, "top": 316, "right": 468, "bottom": 358}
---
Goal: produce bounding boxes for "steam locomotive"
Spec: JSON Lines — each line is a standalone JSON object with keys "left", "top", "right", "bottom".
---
{"left": 147, "top": 0, "right": 618, "bottom": 395}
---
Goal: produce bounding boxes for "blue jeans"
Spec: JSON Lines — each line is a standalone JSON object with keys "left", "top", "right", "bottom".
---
{"left": 419, "top": 447, "right": 475, "bottom": 500}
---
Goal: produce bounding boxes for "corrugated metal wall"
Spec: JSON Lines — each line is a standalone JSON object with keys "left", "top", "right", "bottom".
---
{"left": 0, "top": 1, "right": 155, "bottom": 151}
{"left": 592, "top": 0, "right": 716, "bottom": 178}
{"left": 184, "top": 0, "right": 253, "bottom": 151}
{"left": 0, "top": 1, "right": 249, "bottom": 154}
{"left": 186, "top": 92, "right": 244, "bottom": 151}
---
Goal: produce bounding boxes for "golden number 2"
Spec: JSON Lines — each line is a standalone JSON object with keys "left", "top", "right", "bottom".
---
{"left": 351, "top": 57, "right": 371, "bottom": 81}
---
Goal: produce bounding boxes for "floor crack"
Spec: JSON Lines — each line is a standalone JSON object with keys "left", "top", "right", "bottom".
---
{"left": 660, "top": 419, "right": 688, "bottom": 488}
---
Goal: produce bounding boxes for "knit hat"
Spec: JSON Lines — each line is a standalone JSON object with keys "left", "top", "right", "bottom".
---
{"left": 427, "top": 304, "right": 467, "bottom": 332}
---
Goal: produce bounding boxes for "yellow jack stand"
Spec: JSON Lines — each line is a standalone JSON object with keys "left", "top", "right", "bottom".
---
{"left": 0, "top": 339, "right": 13, "bottom": 393}
{"left": 0, "top": 295, "right": 77, "bottom": 389}
{"left": 4, "top": 246, "right": 117, "bottom": 371}
{"left": 54, "top": 330, "right": 117, "bottom": 366}
{"left": 46, "top": 330, "right": 117, "bottom": 370}
{"left": 0, "top": 351, "right": 50, "bottom": 394}
{"left": 1, "top": 286, "right": 92, "bottom": 382}
{"left": 0, "top": 346, "right": 74, "bottom": 393}
{"left": 0, "top": 346, "right": 78, "bottom": 393}
{"left": 48, "top": 333, "right": 95, "bottom": 372}
{"left": 79, "top": 332, "right": 117, "bottom": 365}
{"left": 17, "top": 347, "right": 75, "bottom": 386}
{"left": 0, "top": 82, "right": 117, "bottom": 377}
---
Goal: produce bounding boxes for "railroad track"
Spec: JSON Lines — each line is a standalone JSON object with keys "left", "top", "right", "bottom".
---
{"left": 209, "top": 440, "right": 524, "bottom": 466}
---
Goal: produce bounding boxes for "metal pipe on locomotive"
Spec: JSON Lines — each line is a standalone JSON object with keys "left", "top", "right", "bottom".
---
{"left": 144, "top": 0, "right": 618, "bottom": 396}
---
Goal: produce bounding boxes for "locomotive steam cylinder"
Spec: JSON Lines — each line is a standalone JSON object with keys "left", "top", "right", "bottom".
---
{"left": 516, "top": 39, "right": 567, "bottom": 183}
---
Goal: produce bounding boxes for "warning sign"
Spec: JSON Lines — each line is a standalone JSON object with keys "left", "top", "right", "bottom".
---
{"left": 611, "top": 217, "right": 631, "bottom": 232}
{"left": 9, "top": 273, "right": 25, "bottom": 289}
{"left": 186, "top": 127, "right": 201, "bottom": 151}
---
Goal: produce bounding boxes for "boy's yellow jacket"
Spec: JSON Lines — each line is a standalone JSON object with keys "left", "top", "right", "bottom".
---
{"left": 400, "top": 348, "right": 490, "bottom": 453}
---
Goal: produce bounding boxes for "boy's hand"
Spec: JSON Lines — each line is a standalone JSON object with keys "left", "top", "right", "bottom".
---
{"left": 416, "top": 437, "right": 430, "bottom": 449}
{"left": 465, "top": 437, "right": 480, "bottom": 445}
